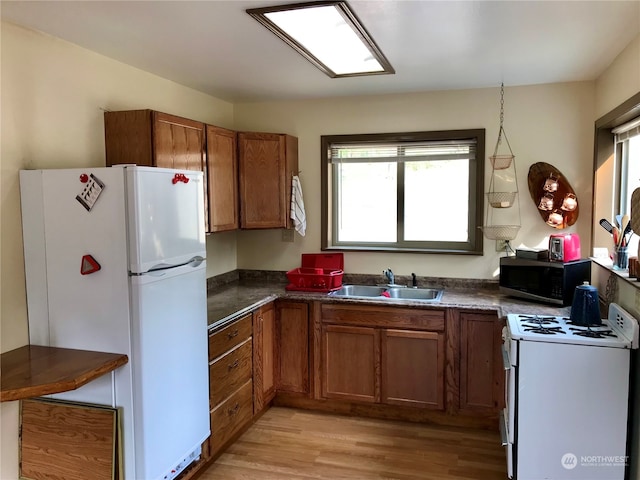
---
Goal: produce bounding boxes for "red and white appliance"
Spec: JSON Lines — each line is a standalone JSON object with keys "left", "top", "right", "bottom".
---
{"left": 501, "top": 303, "right": 638, "bottom": 479}
{"left": 20, "top": 166, "right": 210, "bottom": 480}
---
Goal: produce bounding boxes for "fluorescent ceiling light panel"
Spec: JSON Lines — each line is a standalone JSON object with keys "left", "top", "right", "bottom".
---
{"left": 247, "top": 1, "right": 394, "bottom": 78}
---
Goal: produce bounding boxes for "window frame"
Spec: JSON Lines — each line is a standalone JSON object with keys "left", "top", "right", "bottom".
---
{"left": 321, "top": 129, "right": 485, "bottom": 254}
{"left": 593, "top": 92, "right": 640, "bottom": 250}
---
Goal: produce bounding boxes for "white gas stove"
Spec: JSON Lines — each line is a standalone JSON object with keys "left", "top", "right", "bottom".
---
{"left": 506, "top": 307, "right": 639, "bottom": 348}
{"left": 502, "top": 303, "right": 639, "bottom": 480}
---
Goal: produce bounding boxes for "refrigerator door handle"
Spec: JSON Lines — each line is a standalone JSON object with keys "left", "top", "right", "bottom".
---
{"left": 132, "top": 256, "right": 205, "bottom": 276}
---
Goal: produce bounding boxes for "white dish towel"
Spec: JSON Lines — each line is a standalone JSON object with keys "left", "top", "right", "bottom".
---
{"left": 290, "top": 175, "right": 306, "bottom": 236}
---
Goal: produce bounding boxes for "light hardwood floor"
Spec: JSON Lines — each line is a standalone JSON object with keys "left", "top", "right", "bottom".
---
{"left": 198, "top": 407, "right": 508, "bottom": 480}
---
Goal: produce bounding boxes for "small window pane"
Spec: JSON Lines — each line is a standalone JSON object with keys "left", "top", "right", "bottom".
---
{"left": 336, "top": 162, "right": 397, "bottom": 242}
{"left": 404, "top": 160, "right": 469, "bottom": 241}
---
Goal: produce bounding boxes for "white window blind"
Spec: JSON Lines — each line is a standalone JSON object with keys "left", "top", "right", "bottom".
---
{"left": 613, "top": 116, "right": 640, "bottom": 142}
{"left": 330, "top": 139, "right": 477, "bottom": 163}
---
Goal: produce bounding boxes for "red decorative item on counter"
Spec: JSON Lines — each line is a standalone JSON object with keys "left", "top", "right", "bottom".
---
{"left": 286, "top": 253, "right": 344, "bottom": 292}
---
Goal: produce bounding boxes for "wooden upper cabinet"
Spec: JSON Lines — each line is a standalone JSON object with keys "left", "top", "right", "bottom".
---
{"left": 206, "top": 125, "right": 238, "bottom": 232}
{"left": 104, "top": 110, "right": 205, "bottom": 170}
{"left": 104, "top": 110, "right": 210, "bottom": 230}
{"left": 152, "top": 112, "right": 205, "bottom": 171}
{"left": 238, "top": 132, "right": 298, "bottom": 229}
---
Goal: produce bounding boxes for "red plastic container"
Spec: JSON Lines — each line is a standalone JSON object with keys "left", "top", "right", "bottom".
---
{"left": 286, "top": 253, "right": 344, "bottom": 292}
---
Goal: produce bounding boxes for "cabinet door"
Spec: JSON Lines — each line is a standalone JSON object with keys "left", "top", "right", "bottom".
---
{"left": 238, "top": 132, "right": 298, "bottom": 229}
{"left": 153, "top": 112, "right": 205, "bottom": 171}
{"left": 253, "top": 302, "right": 275, "bottom": 413}
{"left": 275, "top": 301, "right": 309, "bottom": 395}
{"left": 459, "top": 312, "right": 505, "bottom": 413}
{"left": 381, "top": 329, "right": 445, "bottom": 409}
{"left": 104, "top": 110, "right": 154, "bottom": 166}
{"left": 322, "top": 325, "right": 380, "bottom": 403}
{"left": 206, "top": 125, "right": 238, "bottom": 232}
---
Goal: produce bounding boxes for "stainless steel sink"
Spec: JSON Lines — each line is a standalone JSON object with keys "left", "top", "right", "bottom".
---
{"left": 385, "top": 287, "right": 443, "bottom": 301}
{"left": 329, "top": 285, "right": 443, "bottom": 302}
{"left": 330, "top": 285, "right": 388, "bottom": 297}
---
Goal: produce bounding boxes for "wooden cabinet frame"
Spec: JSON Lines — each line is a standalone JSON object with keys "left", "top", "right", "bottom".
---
{"left": 275, "top": 300, "right": 310, "bottom": 396}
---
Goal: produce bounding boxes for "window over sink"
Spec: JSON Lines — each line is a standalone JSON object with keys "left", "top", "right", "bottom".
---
{"left": 321, "top": 129, "right": 485, "bottom": 254}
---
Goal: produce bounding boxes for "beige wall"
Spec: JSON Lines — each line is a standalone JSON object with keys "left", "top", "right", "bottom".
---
{"left": 595, "top": 34, "right": 640, "bottom": 119}
{"left": 234, "top": 82, "right": 596, "bottom": 279}
{"left": 592, "top": 32, "right": 640, "bottom": 480}
{"left": 0, "top": 22, "right": 236, "bottom": 479}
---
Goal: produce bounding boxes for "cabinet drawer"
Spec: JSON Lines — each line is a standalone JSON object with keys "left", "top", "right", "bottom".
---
{"left": 209, "top": 380, "right": 253, "bottom": 454}
{"left": 321, "top": 304, "right": 445, "bottom": 331}
{"left": 210, "top": 339, "right": 253, "bottom": 407}
{"left": 209, "top": 314, "right": 252, "bottom": 360}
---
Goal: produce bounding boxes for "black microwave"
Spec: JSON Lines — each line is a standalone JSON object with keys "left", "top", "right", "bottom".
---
{"left": 499, "top": 257, "right": 591, "bottom": 306}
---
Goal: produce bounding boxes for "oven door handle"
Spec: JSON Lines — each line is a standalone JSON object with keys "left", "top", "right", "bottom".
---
{"left": 499, "top": 410, "right": 509, "bottom": 447}
{"left": 502, "top": 344, "right": 511, "bottom": 370}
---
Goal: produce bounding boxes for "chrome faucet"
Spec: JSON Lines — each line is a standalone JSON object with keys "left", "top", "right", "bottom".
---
{"left": 383, "top": 269, "right": 394, "bottom": 285}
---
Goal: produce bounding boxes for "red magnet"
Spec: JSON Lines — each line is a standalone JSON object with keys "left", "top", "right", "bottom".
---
{"left": 79, "top": 173, "right": 89, "bottom": 183}
{"left": 172, "top": 173, "right": 189, "bottom": 184}
{"left": 80, "top": 255, "right": 101, "bottom": 275}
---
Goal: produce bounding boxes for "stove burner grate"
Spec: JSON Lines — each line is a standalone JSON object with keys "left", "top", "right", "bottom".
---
{"left": 569, "top": 327, "right": 617, "bottom": 339}
{"left": 518, "top": 315, "right": 559, "bottom": 325}
{"left": 522, "top": 325, "right": 564, "bottom": 335}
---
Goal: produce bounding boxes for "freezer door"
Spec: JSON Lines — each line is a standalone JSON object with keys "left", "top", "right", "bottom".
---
{"left": 20, "top": 167, "right": 131, "bottom": 348}
{"left": 126, "top": 166, "right": 206, "bottom": 274}
{"left": 129, "top": 261, "right": 210, "bottom": 480}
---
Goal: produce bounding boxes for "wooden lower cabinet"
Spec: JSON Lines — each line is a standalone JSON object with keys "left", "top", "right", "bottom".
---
{"left": 207, "top": 314, "right": 254, "bottom": 458}
{"left": 275, "top": 300, "right": 310, "bottom": 395}
{"left": 458, "top": 311, "right": 505, "bottom": 413}
{"left": 320, "top": 304, "right": 447, "bottom": 410}
{"left": 322, "top": 325, "right": 380, "bottom": 403}
{"left": 209, "top": 339, "right": 253, "bottom": 407}
{"left": 208, "top": 380, "right": 253, "bottom": 454}
{"left": 381, "top": 329, "right": 445, "bottom": 409}
{"left": 253, "top": 302, "right": 275, "bottom": 414}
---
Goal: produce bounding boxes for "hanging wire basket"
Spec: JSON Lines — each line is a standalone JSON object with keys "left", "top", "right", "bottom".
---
{"left": 489, "top": 154, "right": 514, "bottom": 170}
{"left": 480, "top": 225, "right": 521, "bottom": 240}
{"left": 481, "top": 83, "right": 521, "bottom": 242}
{"left": 487, "top": 192, "right": 517, "bottom": 208}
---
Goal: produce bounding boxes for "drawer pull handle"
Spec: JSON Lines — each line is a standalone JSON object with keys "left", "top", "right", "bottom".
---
{"left": 228, "top": 359, "right": 239, "bottom": 370}
{"left": 228, "top": 403, "right": 240, "bottom": 416}
{"left": 227, "top": 330, "right": 239, "bottom": 339}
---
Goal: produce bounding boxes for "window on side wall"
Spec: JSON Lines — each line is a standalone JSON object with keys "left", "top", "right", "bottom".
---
{"left": 593, "top": 92, "right": 640, "bottom": 253}
{"left": 615, "top": 118, "right": 640, "bottom": 253}
{"left": 320, "top": 129, "right": 485, "bottom": 254}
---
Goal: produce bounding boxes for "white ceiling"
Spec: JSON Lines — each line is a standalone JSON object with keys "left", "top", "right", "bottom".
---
{"left": 2, "top": 1, "right": 639, "bottom": 103}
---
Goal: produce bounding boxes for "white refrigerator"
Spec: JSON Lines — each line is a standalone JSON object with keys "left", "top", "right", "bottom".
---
{"left": 20, "top": 166, "right": 210, "bottom": 480}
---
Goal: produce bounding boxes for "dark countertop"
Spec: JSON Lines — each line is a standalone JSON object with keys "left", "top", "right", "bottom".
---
{"left": 207, "top": 280, "right": 571, "bottom": 330}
